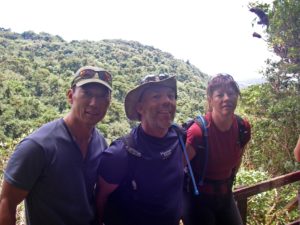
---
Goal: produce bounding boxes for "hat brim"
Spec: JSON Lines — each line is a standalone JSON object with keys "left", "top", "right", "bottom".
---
{"left": 75, "top": 79, "right": 112, "bottom": 91}
{"left": 73, "top": 66, "right": 112, "bottom": 90}
{"left": 125, "top": 76, "right": 176, "bottom": 121}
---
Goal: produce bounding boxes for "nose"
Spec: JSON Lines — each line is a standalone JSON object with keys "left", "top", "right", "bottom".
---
{"left": 89, "top": 96, "right": 98, "bottom": 106}
{"left": 223, "top": 93, "right": 230, "bottom": 100}
{"left": 162, "top": 94, "right": 170, "bottom": 102}
{"left": 161, "top": 94, "right": 175, "bottom": 106}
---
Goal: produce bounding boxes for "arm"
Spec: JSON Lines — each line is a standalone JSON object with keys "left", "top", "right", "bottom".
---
{"left": 235, "top": 118, "right": 252, "bottom": 171}
{"left": 234, "top": 145, "right": 248, "bottom": 174}
{"left": 184, "top": 122, "right": 202, "bottom": 166}
{"left": 96, "top": 176, "right": 118, "bottom": 225}
{"left": 184, "top": 143, "right": 196, "bottom": 166}
{"left": 232, "top": 119, "right": 252, "bottom": 186}
{"left": 294, "top": 135, "right": 300, "bottom": 162}
{"left": 0, "top": 181, "right": 29, "bottom": 225}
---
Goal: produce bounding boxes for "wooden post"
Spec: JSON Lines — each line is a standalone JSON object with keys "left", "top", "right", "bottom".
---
{"left": 233, "top": 171, "right": 300, "bottom": 225}
{"left": 236, "top": 198, "right": 247, "bottom": 225}
{"left": 298, "top": 189, "right": 300, "bottom": 213}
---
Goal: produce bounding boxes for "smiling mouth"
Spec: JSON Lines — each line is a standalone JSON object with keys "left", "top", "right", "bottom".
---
{"left": 223, "top": 103, "right": 233, "bottom": 107}
{"left": 160, "top": 110, "right": 170, "bottom": 113}
{"left": 86, "top": 111, "right": 100, "bottom": 116}
{"left": 221, "top": 106, "right": 234, "bottom": 111}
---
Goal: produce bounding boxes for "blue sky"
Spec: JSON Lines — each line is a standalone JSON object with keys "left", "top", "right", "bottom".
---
{"left": 1, "top": 0, "right": 274, "bottom": 81}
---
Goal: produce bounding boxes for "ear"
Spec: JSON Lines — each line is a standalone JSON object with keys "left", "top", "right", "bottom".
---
{"left": 136, "top": 102, "right": 143, "bottom": 115}
{"left": 67, "top": 89, "right": 74, "bottom": 104}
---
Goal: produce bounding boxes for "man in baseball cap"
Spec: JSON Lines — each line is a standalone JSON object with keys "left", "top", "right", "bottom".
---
{"left": 71, "top": 65, "right": 112, "bottom": 90}
{"left": 0, "top": 66, "right": 112, "bottom": 225}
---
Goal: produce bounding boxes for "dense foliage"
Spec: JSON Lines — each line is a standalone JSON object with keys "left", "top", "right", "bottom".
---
{"left": 250, "top": 0, "right": 300, "bottom": 93}
{"left": 235, "top": 169, "right": 299, "bottom": 225}
{"left": 231, "top": 0, "right": 300, "bottom": 224}
{"left": 1, "top": 0, "right": 300, "bottom": 221}
{"left": 244, "top": 0, "right": 300, "bottom": 175}
{"left": 0, "top": 29, "right": 210, "bottom": 224}
{"left": 0, "top": 28, "right": 208, "bottom": 145}
{"left": 239, "top": 83, "right": 300, "bottom": 174}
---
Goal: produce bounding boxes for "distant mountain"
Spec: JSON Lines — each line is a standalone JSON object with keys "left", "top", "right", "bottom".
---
{"left": 237, "top": 78, "right": 266, "bottom": 89}
{"left": 0, "top": 28, "right": 209, "bottom": 142}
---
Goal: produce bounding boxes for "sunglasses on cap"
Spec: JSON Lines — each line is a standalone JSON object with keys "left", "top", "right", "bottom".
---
{"left": 71, "top": 69, "right": 112, "bottom": 87}
{"left": 140, "top": 74, "right": 170, "bottom": 85}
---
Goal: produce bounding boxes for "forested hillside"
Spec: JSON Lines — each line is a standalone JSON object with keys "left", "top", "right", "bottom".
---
{"left": 0, "top": 28, "right": 208, "bottom": 144}
{"left": 1, "top": 0, "right": 300, "bottom": 221}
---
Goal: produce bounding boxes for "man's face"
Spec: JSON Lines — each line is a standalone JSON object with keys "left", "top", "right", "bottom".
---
{"left": 208, "top": 86, "right": 238, "bottom": 117}
{"left": 136, "top": 86, "right": 176, "bottom": 133}
{"left": 68, "top": 83, "right": 111, "bottom": 127}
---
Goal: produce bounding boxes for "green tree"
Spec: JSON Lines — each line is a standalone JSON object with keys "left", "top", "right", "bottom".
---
{"left": 251, "top": 0, "right": 300, "bottom": 93}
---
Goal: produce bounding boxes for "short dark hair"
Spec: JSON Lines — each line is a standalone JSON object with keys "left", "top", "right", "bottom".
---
{"left": 206, "top": 73, "right": 241, "bottom": 98}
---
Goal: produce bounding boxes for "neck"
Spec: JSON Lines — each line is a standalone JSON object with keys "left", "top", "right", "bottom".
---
{"left": 211, "top": 111, "right": 233, "bottom": 131}
{"left": 63, "top": 113, "right": 93, "bottom": 141}
{"left": 140, "top": 123, "right": 169, "bottom": 138}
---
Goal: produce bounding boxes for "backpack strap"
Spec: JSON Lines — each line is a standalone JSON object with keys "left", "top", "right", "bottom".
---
{"left": 121, "top": 133, "right": 140, "bottom": 191}
{"left": 190, "top": 115, "right": 248, "bottom": 190}
{"left": 122, "top": 134, "right": 142, "bottom": 158}
{"left": 229, "top": 115, "right": 249, "bottom": 188}
{"left": 235, "top": 115, "right": 248, "bottom": 147}
{"left": 104, "top": 134, "right": 140, "bottom": 224}
{"left": 194, "top": 115, "right": 209, "bottom": 186}
{"left": 172, "top": 124, "right": 199, "bottom": 196}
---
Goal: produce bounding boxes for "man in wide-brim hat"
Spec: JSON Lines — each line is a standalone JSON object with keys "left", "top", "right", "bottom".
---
{"left": 96, "top": 74, "right": 184, "bottom": 225}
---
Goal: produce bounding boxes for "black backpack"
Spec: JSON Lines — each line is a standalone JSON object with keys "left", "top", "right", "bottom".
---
{"left": 103, "top": 133, "right": 142, "bottom": 225}
{"left": 104, "top": 128, "right": 187, "bottom": 225}
{"left": 120, "top": 115, "right": 248, "bottom": 196}
{"left": 180, "top": 114, "right": 248, "bottom": 195}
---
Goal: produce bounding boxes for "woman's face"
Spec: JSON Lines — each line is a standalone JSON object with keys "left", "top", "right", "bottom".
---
{"left": 208, "top": 86, "right": 238, "bottom": 117}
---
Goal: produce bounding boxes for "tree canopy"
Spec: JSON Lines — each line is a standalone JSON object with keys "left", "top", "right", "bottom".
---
{"left": 0, "top": 28, "right": 208, "bottom": 143}
{"left": 250, "top": 0, "right": 300, "bottom": 93}
{"left": 1, "top": 2, "right": 300, "bottom": 221}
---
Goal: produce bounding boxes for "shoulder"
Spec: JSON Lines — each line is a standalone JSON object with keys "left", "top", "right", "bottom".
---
{"left": 11, "top": 138, "right": 44, "bottom": 158}
{"left": 102, "top": 138, "right": 128, "bottom": 158}
{"left": 235, "top": 115, "right": 251, "bottom": 131}
{"left": 4, "top": 138, "right": 47, "bottom": 190}
{"left": 28, "top": 118, "right": 66, "bottom": 141}
{"left": 186, "top": 116, "right": 205, "bottom": 146}
{"left": 92, "top": 128, "right": 108, "bottom": 150}
{"left": 98, "top": 138, "right": 130, "bottom": 184}
{"left": 34, "top": 118, "right": 63, "bottom": 133}
{"left": 187, "top": 117, "right": 204, "bottom": 136}
{"left": 234, "top": 115, "right": 251, "bottom": 145}
{"left": 7, "top": 120, "right": 67, "bottom": 167}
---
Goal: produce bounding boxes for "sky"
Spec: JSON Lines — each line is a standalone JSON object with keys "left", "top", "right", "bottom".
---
{"left": 1, "top": 0, "right": 274, "bottom": 81}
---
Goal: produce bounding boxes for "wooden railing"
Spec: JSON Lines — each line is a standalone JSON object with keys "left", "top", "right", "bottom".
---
{"left": 233, "top": 171, "right": 300, "bottom": 225}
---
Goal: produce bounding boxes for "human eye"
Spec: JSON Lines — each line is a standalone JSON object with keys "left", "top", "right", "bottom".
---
{"left": 168, "top": 93, "right": 176, "bottom": 100}
{"left": 83, "top": 90, "right": 93, "bottom": 98}
{"left": 226, "top": 89, "right": 237, "bottom": 97}
{"left": 96, "top": 93, "right": 110, "bottom": 100}
{"left": 227, "top": 90, "right": 237, "bottom": 97}
{"left": 152, "top": 93, "right": 161, "bottom": 99}
{"left": 215, "top": 92, "right": 224, "bottom": 98}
